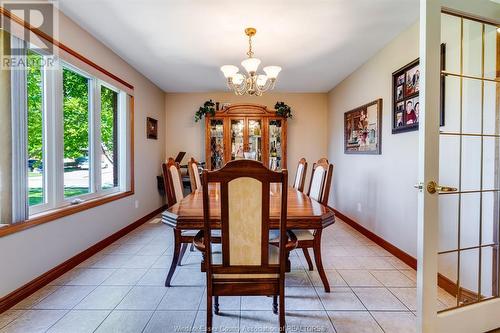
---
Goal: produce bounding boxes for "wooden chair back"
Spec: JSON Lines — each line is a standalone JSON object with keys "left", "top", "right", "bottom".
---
{"left": 201, "top": 160, "right": 288, "bottom": 279}
{"left": 293, "top": 158, "right": 308, "bottom": 192}
{"left": 188, "top": 157, "right": 202, "bottom": 191}
{"left": 307, "top": 158, "right": 334, "bottom": 205}
{"left": 162, "top": 157, "right": 184, "bottom": 207}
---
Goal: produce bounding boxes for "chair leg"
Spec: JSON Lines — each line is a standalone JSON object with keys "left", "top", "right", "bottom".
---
{"left": 214, "top": 296, "right": 220, "bottom": 315}
{"left": 272, "top": 296, "right": 278, "bottom": 315}
{"left": 178, "top": 243, "right": 188, "bottom": 266}
{"left": 165, "top": 229, "right": 182, "bottom": 287}
{"left": 206, "top": 292, "right": 213, "bottom": 333}
{"left": 279, "top": 283, "right": 285, "bottom": 330}
{"left": 312, "top": 231, "right": 330, "bottom": 292}
{"left": 301, "top": 247, "right": 314, "bottom": 271}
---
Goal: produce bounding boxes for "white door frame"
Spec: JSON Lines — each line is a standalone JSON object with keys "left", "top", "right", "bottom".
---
{"left": 416, "top": 1, "right": 441, "bottom": 332}
{"left": 417, "top": 1, "right": 500, "bottom": 332}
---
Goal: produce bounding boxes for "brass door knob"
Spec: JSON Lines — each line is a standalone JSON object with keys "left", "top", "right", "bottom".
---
{"left": 426, "top": 181, "right": 457, "bottom": 194}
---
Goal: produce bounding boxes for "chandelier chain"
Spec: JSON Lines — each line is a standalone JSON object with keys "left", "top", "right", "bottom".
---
{"left": 247, "top": 35, "right": 254, "bottom": 58}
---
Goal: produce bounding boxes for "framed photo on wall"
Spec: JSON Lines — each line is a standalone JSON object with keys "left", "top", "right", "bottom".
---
{"left": 392, "top": 44, "right": 446, "bottom": 134}
{"left": 344, "top": 99, "right": 382, "bottom": 155}
{"left": 391, "top": 59, "right": 420, "bottom": 133}
{"left": 146, "top": 117, "right": 158, "bottom": 140}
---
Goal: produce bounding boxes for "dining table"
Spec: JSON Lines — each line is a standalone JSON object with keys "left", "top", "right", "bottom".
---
{"left": 161, "top": 183, "right": 335, "bottom": 290}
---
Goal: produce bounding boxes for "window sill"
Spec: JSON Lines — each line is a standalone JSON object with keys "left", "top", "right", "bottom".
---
{"left": 0, "top": 190, "right": 134, "bottom": 238}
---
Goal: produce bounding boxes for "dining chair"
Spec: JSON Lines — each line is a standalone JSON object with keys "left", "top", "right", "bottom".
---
{"left": 187, "top": 157, "right": 202, "bottom": 191}
{"left": 193, "top": 160, "right": 297, "bottom": 332}
{"left": 294, "top": 157, "right": 333, "bottom": 292}
{"left": 293, "top": 158, "right": 308, "bottom": 192}
{"left": 162, "top": 157, "right": 198, "bottom": 286}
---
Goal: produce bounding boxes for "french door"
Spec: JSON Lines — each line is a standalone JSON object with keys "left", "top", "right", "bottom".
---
{"left": 417, "top": 1, "right": 500, "bottom": 332}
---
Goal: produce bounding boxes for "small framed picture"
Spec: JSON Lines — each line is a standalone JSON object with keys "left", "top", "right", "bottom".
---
{"left": 146, "top": 117, "right": 158, "bottom": 140}
{"left": 395, "top": 112, "right": 404, "bottom": 128}
{"left": 405, "top": 96, "right": 419, "bottom": 125}
{"left": 397, "top": 74, "right": 405, "bottom": 85}
{"left": 396, "top": 85, "right": 404, "bottom": 101}
{"left": 405, "top": 64, "right": 420, "bottom": 96}
{"left": 395, "top": 102, "right": 405, "bottom": 128}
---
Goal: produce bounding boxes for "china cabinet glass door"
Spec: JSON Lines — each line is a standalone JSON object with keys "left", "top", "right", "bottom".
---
{"left": 208, "top": 119, "right": 225, "bottom": 170}
{"left": 230, "top": 118, "right": 245, "bottom": 160}
{"left": 268, "top": 119, "right": 283, "bottom": 170}
{"left": 247, "top": 118, "right": 262, "bottom": 162}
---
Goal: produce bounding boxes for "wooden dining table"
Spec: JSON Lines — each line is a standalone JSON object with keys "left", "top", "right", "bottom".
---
{"left": 161, "top": 183, "right": 335, "bottom": 289}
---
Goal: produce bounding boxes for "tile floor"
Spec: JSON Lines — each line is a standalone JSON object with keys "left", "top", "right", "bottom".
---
{"left": 0, "top": 216, "right": 456, "bottom": 333}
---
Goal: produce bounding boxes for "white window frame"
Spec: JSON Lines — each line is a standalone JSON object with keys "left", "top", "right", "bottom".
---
{"left": 60, "top": 62, "right": 96, "bottom": 204}
{"left": 14, "top": 47, "right": 130, "bottom": 218}
{"left": 96, "top": 80, "right": 123, "bottom": 195}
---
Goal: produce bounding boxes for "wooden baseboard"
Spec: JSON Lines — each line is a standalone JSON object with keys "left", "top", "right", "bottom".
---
{"left": 0, "top": 205, "right": 167, "bottom": 313}
{"left": 332, "top": 207, "right": 464, "bottom": 298}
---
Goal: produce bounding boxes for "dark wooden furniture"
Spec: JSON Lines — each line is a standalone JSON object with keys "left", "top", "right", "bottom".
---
{"left": 161, "top": 173, "right": 335, "bottom": 292}
{"left": 161, "top": 157, "right": 198, "bottom": 284}
{"left": 192, "top": 160, "right": 295, "bottom": 331}
{"left": 187, "top": 157, "right": 202, "bottom": 191}
{"left": 205, "top": 103, "right": 287, "bottom": 171}
{"left": 294, "top": 158, "right": 334, "bottom": 292}
{"left": 293, "top": 158, "right": 308, "bottom": 192}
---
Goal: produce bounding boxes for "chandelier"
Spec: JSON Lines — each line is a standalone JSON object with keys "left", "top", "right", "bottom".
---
{"left": 220, "top": 27, "right": 281, "bottom": 96}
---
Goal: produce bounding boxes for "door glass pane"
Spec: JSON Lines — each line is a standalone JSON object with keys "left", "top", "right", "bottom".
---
{"left": 462, "top": 78, "right": 482, "bottom": 134}
{"left": 63, "top": 67, "right": 91, "bottom": 198}
{"left": 269, "top": 119, "right": 283, "bottom": 170}
{"left": 480, "top": 245, "right": 498, "bottom": 299}
{"left": 27, "top": 50, "right": 45, "bottom": 206}
{"left": 100, "top": 86, "right": 118, "bottom": 189}
{"left": 247, "top": 119, "right": 262, "bottom": 161}
{"left": 231, "top": 119, "right": 244, "bottom": 160}
{"left": 462, "top": 19, "right": 482, "bottom": 78}
{"left": 438, "top": 15, "right": 499, "bottom": 312}
{"left": 209, "top": 119, "right": 224, "bottom": 170}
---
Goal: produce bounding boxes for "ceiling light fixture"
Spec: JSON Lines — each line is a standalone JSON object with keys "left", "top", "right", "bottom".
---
{"left": 220, "top": 27, "right": 281, "bottom": 96}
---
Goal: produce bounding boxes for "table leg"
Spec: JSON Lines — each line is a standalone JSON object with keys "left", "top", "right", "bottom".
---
{"left": 312, "top": 229, "right": 330, "bottom": 292}
{"left": 165, "top": 228, "right": 182, "bottom": 287}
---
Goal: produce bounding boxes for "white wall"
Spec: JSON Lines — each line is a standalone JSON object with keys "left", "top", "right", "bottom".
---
{"left": 327, "top": 22, "right": 420, "bottom": 257}
{"left": 165, "top": 92, "right": 329, "bottom": 182}
{"left": 0, "top": 11, "right": 166, "bottom": 297}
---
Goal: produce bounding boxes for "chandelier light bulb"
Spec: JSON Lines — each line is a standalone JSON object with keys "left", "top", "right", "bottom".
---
{"left": 233, "top": 73, "right": 245, "bottom": 85}
{"left": 256, "top": 74, "right": 268, "bottom": 88}
{"left": 220, "top": 65, "right": 239, "bottom": 78}
{"left": 263, "top": 66, "right": 281, "bottom": 79}
{"left": 241, "top": 57, "right": 261, "bottom": 74}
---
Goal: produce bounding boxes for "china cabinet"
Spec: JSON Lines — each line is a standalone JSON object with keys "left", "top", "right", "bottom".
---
{"left": 205, "top": 103, "right": 287, "bottom": 171}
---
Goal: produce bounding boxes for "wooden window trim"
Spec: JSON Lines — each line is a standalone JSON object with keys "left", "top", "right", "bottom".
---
{"left": 0, "top": 190, "right": 134, "bottom": 237}
{"left": 0, "top": 6, "right": 134, "bottom": 90}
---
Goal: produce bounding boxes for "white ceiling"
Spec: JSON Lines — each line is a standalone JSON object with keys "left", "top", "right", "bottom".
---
{"left": 56, "top": 0, "right": 419, "bottom": 93}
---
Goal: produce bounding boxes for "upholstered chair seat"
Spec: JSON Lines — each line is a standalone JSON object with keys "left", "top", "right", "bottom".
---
{"left": 291, "top": 229, "right": 315, "bottom": 241}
